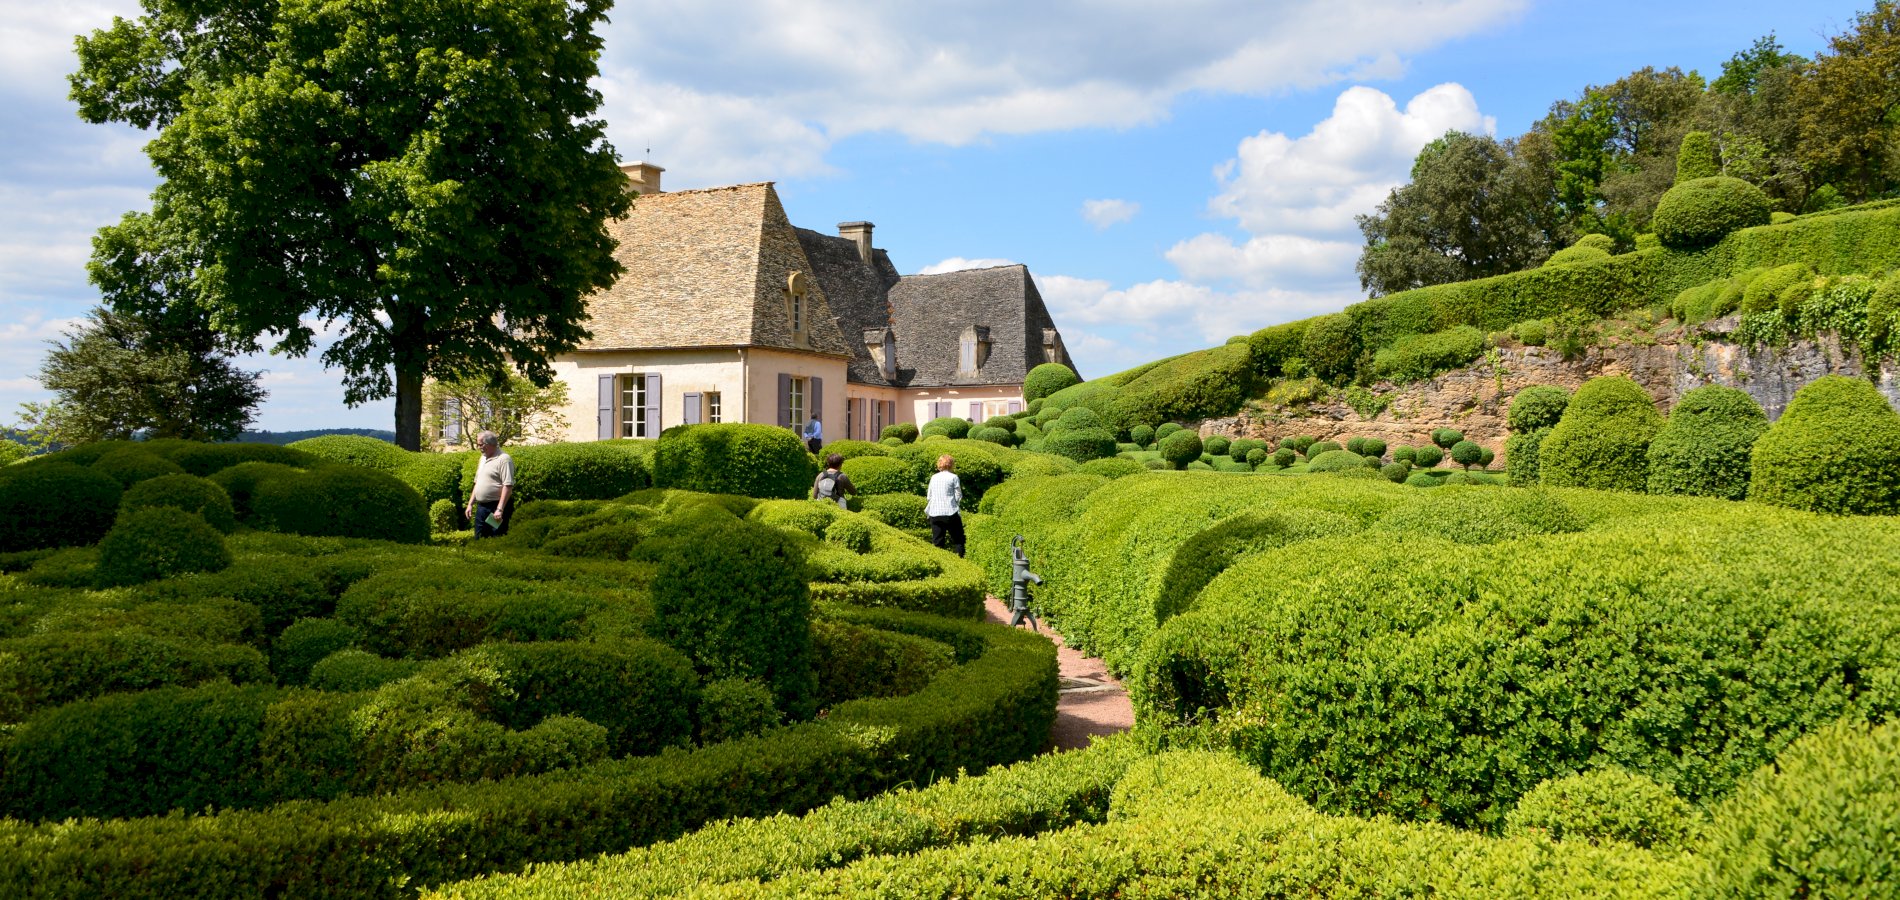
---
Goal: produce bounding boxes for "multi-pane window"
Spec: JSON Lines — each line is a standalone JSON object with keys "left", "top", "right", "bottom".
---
{"left": 620, "top": 374, "right": 647, "bottom": 438}
{"left": 791, "top": 293, "right": 804, "bottom": 334}
{"left": 706, "top": 391, "right": 722, "bottom": 424}
{"left": 787, "top": 377, "right": 806, "bottom": 427}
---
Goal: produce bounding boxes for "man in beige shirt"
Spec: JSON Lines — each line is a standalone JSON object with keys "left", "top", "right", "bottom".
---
{"left": 464, "top": 430, "right": 515, "bottom": 538}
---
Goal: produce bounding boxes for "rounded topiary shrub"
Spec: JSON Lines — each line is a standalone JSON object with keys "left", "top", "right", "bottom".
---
{"left": 1430, "top": 428, "right": 1464, "bottom": 450}
{"left": 1651, "top": 176, "right": 1773, "bottom": 249}
{"left": 1306, "top": 440, "right": 1342, "bottom": 457}
{"left": 0, "top": 463, "right": 124, "bottom": 553}
{"left": 1392, "top": 445, "right": 1416, "bottom": 464}
{"left": 859, "top": 493, "right": 927, "bottom": 531}
{"left": 1044, "top": 427, "right": 1118, "bottom": 463}
{"left": 286, "top": 434, "right": 410, "bottom": 470}
{"left": 1380, "top": 461, "right": 1410, "bottom": 483}
{"left": 648, "top": 517, "right": 815, "bottom": 721}
{"left": 1023, "top": 363, "right": 1082, "bottom": 402}
{"left": 1539, "top": 376, "right": 1665, "bottom": 492}
{"left": 251, "top": 467, "right": 430, "bottom": 543}
{"left": 1505, "top": 768, "right": 1699, "bottom": 850}
{"left": 1157, "top": 429, "right": 1203, "bottom": 469}
{"left": 982, "top": 416, "right": 1017, "bottom": 434}
{"left": 1740, "top": 263, "right": 1814, "bottom": 316}
{"left": 970, "top": 426, "right": 1013, "bottom": 446}
{"left": 1306, "top": 450, "right": 1365, "bottom": 473}
{"left": 1270, "top": 447, "right": 1297, "bottom": 468}
{"left": 1203, "top": 435, "right": 1232, "bottom": 458}
{"left": 1154, "top": 422, "right": 1183, "bottom": 441}
{"left": 841, "top": 455, "right": 918, "bottom": 496}
{"left": 1450, "top": 440, "right": 1485, "bottom": 469}
{"left": 429, "top": 498, "right": 463, "bottom": 534}
{"left": 1129, "top": 424, "right": 1155, "bottom": 449}
{"left": 1412, "top": 445, "right": 1445, "bottom": 468}
{"left": 1228, "top": 438, "right": 1266, "bottom": 462}
{"left": 1646, "top": 385, "right": 1768, "bottom": 500}
{"left": 653, "top": 423, "right": 818, "bottom": 501}
{"left": 1301, "top": 312, "right": 1356, "bottom": 381}
{"left": 1346, "top": 437, "right": 1367, "bottom": 455}
{"left": 91, "top": 450, "right": 186, "bottom": 487}
{"left": 823, "top": 517, "right": 874, "bottom": 554}
{"left": 1509, "top": 386, "right": 1571, "bottom": 433}
{"left": 273, "top": 618, "right": 364, "bottom": 686}
{"left": 1047, "top": 407, "right": 1106, "bottom": 434}
{"left": 208, "top": 461, "right": 301, "bottom": 524}
{"left": 118, "top": 474, "right": 237, "bottom": 534}
{"left": 880, "top": 422, "right": 919, "bottom": 443}
{"left": 920, "top": 417, "right": 972, "bottom": 440}
{"left": 93, "top": 508, "right": 232, "bottom": 587}
{"left": 1750, "top": 375, "right": 1900, "bottom": 515}
{"left": 1506, "top": 429, "right": 1550, "bottom": 486}
{"left": 1704, "top": 718, "right": 1900, "bottom": 897}
{"left": 474, "top": 442, "right": 652, "bottom": 504}
{"left": 696, "top": 677, "right": 781, "bottom": 745}
{"left": 819, "top": 439, "right": 889, "bottom": 462}
{"left": 1543, "top": 241, "right": 1612, "bottom": 267}
{"left": 1358, "top": 438, "right": 1387, "bottom": 460}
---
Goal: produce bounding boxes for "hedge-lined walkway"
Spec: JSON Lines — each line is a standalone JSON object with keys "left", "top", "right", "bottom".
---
{"left": 983, "top": 596, "right": 1131, "bottom": 750}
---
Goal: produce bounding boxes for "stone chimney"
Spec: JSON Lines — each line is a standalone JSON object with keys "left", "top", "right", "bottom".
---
{"left": 620, "top": 161, "right": 665, "bottom": 195}
{"left": 838, "top": 221, "right": 874, "bottom": 263}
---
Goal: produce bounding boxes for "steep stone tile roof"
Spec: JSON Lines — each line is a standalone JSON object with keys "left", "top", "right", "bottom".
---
{"left": 795, "top": 227, "right": 902, "bottom": 386}
{"left": 578, "top": 183, "right": 851, "bottom": 357}
{"left": 888, "top": 264, "right": 1069, "bottom": 387}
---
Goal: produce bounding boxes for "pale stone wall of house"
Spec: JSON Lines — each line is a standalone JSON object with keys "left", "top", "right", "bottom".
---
{"left": 904, "top": 385, "right": 1026, "bottom": 425}
{"left": 741, "top": 348, "right": 850, "bottom": 438}
{"left": 843, "top": 384, "right": 905, "bottom": 441}
{"left": 550, "top": 349, "right": 748, "bottom": 442}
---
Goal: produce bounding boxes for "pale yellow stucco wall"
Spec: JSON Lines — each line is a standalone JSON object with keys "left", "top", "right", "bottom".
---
{"left": 904, "top": 385, "right": 1027, "bottom": 425}
{"left": 547, "top": 347, "right": 849, "bottom": 443}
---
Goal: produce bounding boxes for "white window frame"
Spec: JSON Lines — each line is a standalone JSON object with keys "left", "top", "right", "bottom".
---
{"left": 706, "top": 390, "right": 722, "bottom": 424}
{"left": 788, "top": 377, "right": 806, "bottom": 429}
{"left": 620, "top": 374, "right": 648, "bottom": 438}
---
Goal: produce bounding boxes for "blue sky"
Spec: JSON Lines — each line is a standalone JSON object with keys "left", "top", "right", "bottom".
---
{"left": 0, "top": 0, "right": 1873, "bottom": 431}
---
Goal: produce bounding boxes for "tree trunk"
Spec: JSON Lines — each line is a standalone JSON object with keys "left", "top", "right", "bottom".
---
{"left": 394, "top": 361, "right": 424, "bottom": 451}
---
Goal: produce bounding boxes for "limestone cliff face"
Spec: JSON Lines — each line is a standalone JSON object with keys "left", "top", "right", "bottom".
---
{"left": 1202, "top": 323, "right": 1900, "bottom": 461}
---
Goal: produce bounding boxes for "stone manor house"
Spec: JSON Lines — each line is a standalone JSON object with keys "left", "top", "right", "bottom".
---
{"left": 529, "top": 162, "right": 1076, "bottom": 444}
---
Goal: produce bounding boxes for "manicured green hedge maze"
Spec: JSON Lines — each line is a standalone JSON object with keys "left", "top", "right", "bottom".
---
{"left": 0, "top": 438, "right": 1055, "bottom": 897}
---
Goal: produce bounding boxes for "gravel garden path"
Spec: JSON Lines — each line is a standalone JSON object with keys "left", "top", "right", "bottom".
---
{"left": 983, "top": 596, "right": 1134, "bottom": 751}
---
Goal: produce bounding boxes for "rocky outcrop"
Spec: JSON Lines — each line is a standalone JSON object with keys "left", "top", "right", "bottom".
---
{"left": 1202, "top": 324, "right": 1900, "bottom": 461}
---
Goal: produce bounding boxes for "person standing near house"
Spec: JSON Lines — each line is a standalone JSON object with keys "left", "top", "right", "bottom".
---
{"left": 926, "top": 454, "right": 964, "bottom": 557}
{"left": 465, "top": 430, "right": 514, "bottom": 538}
{"left": 812, "top": 453, "right": 858, "bottom": 508}
{"left": 803, "top": 413, "right": 824, "bottom": 454}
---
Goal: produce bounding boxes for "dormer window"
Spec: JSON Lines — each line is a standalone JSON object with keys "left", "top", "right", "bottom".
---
{"left": 958, "top": 325, "right": 991, "bottom": 377}
{"left": 785, "top": 271, "right": 809, "bottom": 343}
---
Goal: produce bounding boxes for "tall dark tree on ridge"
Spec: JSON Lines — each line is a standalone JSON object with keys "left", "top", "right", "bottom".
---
{"left": 71, "top": 0, "right": 633, "bottom": 450}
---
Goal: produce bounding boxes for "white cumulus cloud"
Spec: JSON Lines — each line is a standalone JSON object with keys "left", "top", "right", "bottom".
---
{"left": 1080, "top": 198, "right": 1139, "bottom": 229}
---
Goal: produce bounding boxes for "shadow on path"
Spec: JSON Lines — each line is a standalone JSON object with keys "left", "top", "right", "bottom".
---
{"left": 984, "top": 596, "right": 1133, "bottom": 751}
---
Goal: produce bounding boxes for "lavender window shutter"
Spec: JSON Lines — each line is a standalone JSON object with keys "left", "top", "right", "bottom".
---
{"left": 968, "top": 401, "right": 981, "bottom": 421}
{"left": 645, "top": 372, "right": 662, "bottom": 435}
{"left": 811, "top": 378, "right": 823, "bottom": 434}
{"left": 1007, "top": 400, "right": 1022, "bottom": 415}
{"left": 597, "top": 375, "right": 615, "bottom": 440}
{"left": 887, "top": 401, "right": 897, "bottom": 431}
{"left": 778, "top": 373, "right": 792, "bottom": 428}
{"left": 443, "top": 398, "right": 462, "bottom": 443}
{"left": 683, "top": 392, "right": 702, "bottom": 425}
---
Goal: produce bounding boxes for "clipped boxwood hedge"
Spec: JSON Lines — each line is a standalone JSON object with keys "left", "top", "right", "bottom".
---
{"left": 92, "top": 508, "right": 232, "bottom": 588}
{"left": 1749, "top": 375, "right": 1900, "bottom": 515}
{"left": 1645, "top": 385, "right": 1767, "bottom": 500}
{"left": 252, "top": 467, "right": 430, "bottom": 543}
{"left": 0, "top": 463, "right": 123, "bottom": 552}
{"left": 118, "top": 474, "right": 238, "bottom": 534}
{"left": 0, "top": 604, "right": 1056, "bottom": 898}
{"left": 457, "top": 441, "right": 651, "bottom": 505}
{"left": 1651, "top": 176, "right": 1773, "bottom": 249}
{"left": 1539, "top": 377, "right": 1664, "bottom": 492}
{"left": 654, "top": 424, "right": 816, "bottom": 500}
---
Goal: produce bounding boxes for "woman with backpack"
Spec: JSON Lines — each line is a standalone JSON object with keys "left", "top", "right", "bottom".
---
{"left": 812, "top": 453, "right": 857, "bottom": 508}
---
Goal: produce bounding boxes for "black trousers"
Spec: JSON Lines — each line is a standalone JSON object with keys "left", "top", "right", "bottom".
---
{"left": 807, "top": 437, "right": 823, "bottom": 454}
{"left": 473, "top": 501, "right": 509, "bottom": 539}
{"left": 929, "top": 513, "right": 965, "bottom": 557}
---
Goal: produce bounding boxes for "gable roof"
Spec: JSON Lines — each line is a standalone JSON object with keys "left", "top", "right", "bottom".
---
{"left": 578, "top": 183, "right": 851, "bottom": 357}
{"left": 888, "top": 264, "right": 1070, "bottom": 387}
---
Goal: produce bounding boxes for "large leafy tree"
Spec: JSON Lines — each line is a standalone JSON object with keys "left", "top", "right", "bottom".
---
{"left": 72, "top": 0, "right": 633, "bottom": 450}
{"left": 1355, "top": 131, "right": 1568, "bottom": 296}
{"left": 1799, "top": 2, "right": 1900, "bottom": 204}
{"left": 20, "top": 306, "right": 266, "bottom": 445}
{"left": 1709, "top": 35, "right": 1812, "bottom": 210}
{"left": 1541, "top": 67, "right": 1711, "bottom": 240}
